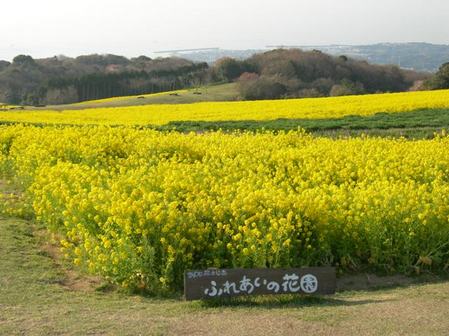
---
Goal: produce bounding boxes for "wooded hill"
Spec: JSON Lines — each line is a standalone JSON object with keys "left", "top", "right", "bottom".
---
{"left": 179, "top": 43, "right": 449, "bottom": 73}
{"left": 0, "top": 49, "right": 433, "bottom": 106}
{"left": 214, "top": 49, "right": 428, "bottom": 100}
{"left": 0, "top": 55, "right": 208, "bottom": 105}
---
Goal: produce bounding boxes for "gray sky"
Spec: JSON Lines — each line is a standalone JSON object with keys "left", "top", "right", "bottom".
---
{"left": 1, "top": 0, "right": 449, "bottom": 61}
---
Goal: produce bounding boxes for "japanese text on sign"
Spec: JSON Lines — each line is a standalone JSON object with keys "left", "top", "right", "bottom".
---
{"left": 204, "top": 273, "right": 318, "bottom": 297}
{"left": 184, "top": 267, "right": 336, "bottom": 300}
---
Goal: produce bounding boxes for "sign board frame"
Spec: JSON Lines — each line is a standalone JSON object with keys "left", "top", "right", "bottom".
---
{"left": 184, "top": 267, "right": 336, "bottom": 301}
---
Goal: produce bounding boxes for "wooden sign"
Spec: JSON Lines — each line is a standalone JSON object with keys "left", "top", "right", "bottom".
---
{"left": 184, "top": 267, "right": 336, "bottom": 301}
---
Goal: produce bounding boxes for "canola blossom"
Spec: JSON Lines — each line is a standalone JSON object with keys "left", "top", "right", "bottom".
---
{"left": 1, "top": 89, "right": 449, "bottom": 126}
{"left": 1, "top": 125, "right": 449, "bottom": 292}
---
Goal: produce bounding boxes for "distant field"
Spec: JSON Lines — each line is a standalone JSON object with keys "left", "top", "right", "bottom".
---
{"left": 1, "top": 89, "right": 449, "bottom": 127}
{"left": 160, "top": 108, "right": 449, "bottom": 131}
{"left": 28, "top": 83, "right": 240, "bottom": 110}
{"left": 1, "top": 89, "right": 449, "bottom": 138}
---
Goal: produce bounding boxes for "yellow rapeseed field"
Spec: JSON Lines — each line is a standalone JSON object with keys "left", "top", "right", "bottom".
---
{"left": 1, "top": 89, "right": 449, "bottom": 126}
{"left": 1, "top": 125, "right": 449, "bottom": 292}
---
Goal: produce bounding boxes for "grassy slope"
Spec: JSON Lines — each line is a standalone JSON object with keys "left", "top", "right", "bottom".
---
{"left": 158, "top": 108, "right": 449, "bottom": 138}
{"left": 28, "top": 83, "right": 240, "bottom": 111}
{"left": 1, "top": 181, "right": 449, "bottom": 335}
{"left": 161, "top": 108, "right": 449, "bottom": 130}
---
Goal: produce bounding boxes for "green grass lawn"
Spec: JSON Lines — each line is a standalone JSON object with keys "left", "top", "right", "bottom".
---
{"left": 158, "top": 108, "right": 449, "bottom": 138}
{"left": 27, "top": 83, "right": 240, "bottom": 111}
{"left": 1, "top": 180, "right": 449, "bottom": 335}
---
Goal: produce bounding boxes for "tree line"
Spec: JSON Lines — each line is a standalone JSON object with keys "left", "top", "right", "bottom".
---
{"left": 1, "top": 49, "right": 447, "bottom": 106}
{"left": 210, "top": 49, "right": 430, "bottom": 100}
{"left": 0, "top": 54, "right": 208, "bottom": 105}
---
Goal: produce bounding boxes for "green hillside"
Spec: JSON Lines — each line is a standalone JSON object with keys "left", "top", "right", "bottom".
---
{"left": 26, "top": 83, "right": 240, "bottom": 110}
